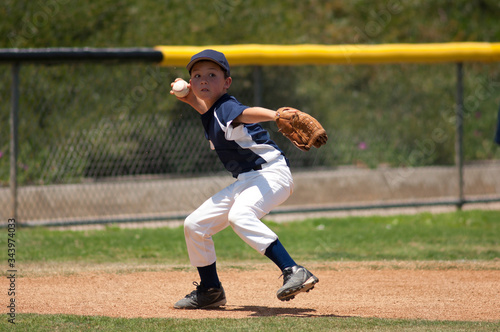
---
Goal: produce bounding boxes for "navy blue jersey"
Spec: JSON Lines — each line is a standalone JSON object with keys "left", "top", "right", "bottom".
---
{"left": 200, "top": 94, "right": 285, "bottom": 177}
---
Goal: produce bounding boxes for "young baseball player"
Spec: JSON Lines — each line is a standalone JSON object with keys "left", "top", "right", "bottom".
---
{"left": 170, "top": 49, "right": 319, "bottom": 309}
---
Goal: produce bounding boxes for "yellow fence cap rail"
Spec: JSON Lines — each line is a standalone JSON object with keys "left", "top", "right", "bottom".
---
{"left": 154, "top": 42, "right": 500, "bottom": 67}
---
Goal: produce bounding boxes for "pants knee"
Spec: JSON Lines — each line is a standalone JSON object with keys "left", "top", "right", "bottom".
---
{"left": 184, "top": 213, "right": 199, "bottom": 237}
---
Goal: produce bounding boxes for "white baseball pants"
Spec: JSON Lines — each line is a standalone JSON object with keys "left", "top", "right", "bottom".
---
{"left": 184, "top": 155, "right": 293, "bottom": 267}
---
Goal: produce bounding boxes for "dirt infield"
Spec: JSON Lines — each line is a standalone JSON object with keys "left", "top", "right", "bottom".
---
{"left": 7, "top": 262, "right": 500, "bottom": 321}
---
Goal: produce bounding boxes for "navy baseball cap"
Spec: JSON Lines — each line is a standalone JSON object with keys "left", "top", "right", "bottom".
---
{"left": 186, "top": 49, "right": 230, "bottom": 76}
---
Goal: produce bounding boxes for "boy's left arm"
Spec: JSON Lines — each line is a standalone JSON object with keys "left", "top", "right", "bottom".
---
{"left": 236, "top": 106, "right": 328, "bottom": 151}
{"left": 234, "top": 107, "right": 299, "bottom": 124}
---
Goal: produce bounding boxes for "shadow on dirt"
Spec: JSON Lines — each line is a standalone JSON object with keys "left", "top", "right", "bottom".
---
{"left": 204, "top": 305, "right": 352, "bottom": 318}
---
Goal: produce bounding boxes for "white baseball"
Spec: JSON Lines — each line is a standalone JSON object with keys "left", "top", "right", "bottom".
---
{"left": 172, "top": 79, "right": 189, "bottom": 97}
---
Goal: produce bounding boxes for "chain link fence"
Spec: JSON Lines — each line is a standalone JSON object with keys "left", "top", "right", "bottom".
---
{"left": 1, "top": 60, "right": 500, "bottom": 226}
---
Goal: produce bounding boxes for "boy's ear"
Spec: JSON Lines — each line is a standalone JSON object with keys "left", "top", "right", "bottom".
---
{"left": 224, "top": 77, "right": 232, "bottom": 90}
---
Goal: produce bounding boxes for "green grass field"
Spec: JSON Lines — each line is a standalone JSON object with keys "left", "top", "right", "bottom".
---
{"left": 8, "top": 313, "right": 499, "bottom": 332}
{"left": 2, "top": 210, "right": 499, "bottom": 331}
{"left": 16, "top": 210, "right": 499, "bottom": 265}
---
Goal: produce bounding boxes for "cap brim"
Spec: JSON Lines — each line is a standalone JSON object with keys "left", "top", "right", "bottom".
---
{"left": 186, "top": 57, "right": 211, "bottom": 72}
{"left": 187, "top": 57, "right": 229, "bottom": 75}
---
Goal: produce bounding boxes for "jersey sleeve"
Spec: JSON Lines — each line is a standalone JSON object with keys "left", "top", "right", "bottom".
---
{"left": 216, "top": 98, "right": 247, "bottom": 126}
{"left": 215, "top": 97, "right": 249, "bottom": 141}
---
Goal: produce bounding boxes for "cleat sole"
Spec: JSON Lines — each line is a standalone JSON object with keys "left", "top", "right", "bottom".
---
{"left": 278, "top": 276, "right": 319, "bottom": 301}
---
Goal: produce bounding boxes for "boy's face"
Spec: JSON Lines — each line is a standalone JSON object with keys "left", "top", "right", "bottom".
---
{"left": 190, "top": 60, "right": 232, "bottom": 106}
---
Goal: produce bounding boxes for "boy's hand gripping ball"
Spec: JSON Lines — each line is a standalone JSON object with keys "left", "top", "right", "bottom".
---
{"left": 172, "top": 79, "right": 190, "bottom": 97}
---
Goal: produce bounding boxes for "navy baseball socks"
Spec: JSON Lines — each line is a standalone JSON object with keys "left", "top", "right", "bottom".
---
{"left": 196, "top": 262, "right": 221, "bottom": 289}
{"left": 264, "top": 239, "right": 296, "bottom": 271}
{"left": 265, "top": 239, "right": 319, "bottom": 301}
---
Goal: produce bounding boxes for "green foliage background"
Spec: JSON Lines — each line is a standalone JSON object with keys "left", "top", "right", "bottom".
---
{"left": 1, "top": 0, "right": 500, "bottom": 185}
{"left": 4, "top": 0, "right": 500, "bottom": 47}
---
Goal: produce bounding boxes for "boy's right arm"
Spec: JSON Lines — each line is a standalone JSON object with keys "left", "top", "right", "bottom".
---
{"left": 181, "top": 93, "right": 208, "bottom": 114}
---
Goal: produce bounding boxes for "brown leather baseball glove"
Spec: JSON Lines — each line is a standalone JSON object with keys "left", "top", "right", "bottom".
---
{"left": 274, "top": 107, "right": 328, "bottom": 152}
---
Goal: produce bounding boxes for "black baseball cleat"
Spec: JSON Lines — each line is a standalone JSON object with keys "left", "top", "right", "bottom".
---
{"left": 277, "top": 265, "right": 319, "bottom": 301}
{"left": 174, "top": 282, "right": 226, "bottom": 309}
